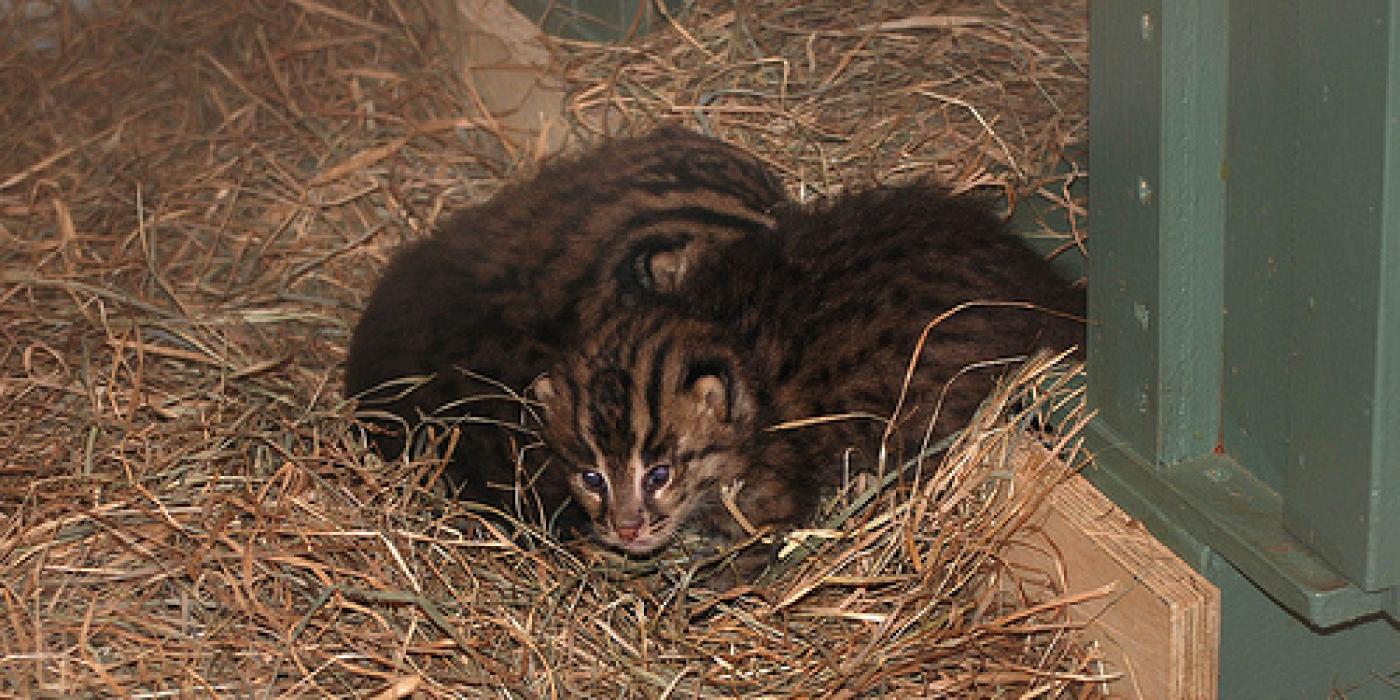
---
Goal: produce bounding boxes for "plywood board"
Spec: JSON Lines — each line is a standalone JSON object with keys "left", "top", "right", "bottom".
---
{"left": 1007, "top": 451, "right": 1220, "bottom": 699}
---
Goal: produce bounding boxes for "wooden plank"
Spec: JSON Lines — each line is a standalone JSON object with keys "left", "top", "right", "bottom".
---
{"left": 427, "top": 0, "right": 567, "bottom": 156}
{"left": 1088, "top": 0, "right": 1395, "bottom": 629}
{"left": 1007, "top": 450, "right": 1220, "bottom": 699}
{"left": 1220, "top": 0, "right": 1300, "bottom": 494}
{"left": 1087, "top": 0, "right": 1227, "bottom": 467}
{"left": 1285, "top": 0, "right": 1400, "bottom": 592}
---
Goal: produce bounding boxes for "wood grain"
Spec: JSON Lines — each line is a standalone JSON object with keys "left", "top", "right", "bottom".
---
{"left": 1007, "top": 448, "right": 1220, "bottom": 699}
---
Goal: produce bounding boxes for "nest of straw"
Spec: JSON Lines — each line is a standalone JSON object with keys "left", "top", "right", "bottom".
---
{"left": 2, "top": 0, "right": 1097, "bottom": 696}
{"left": 560, "top": 0, "right": 1087, "bottom": 243}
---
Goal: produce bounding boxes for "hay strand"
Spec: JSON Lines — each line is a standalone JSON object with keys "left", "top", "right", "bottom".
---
{"left": 1, "top": 0, "right": 1095, "bottom": 696}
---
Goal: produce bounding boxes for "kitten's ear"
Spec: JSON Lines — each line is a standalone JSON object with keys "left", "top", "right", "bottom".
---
{"left": 689, "top": 374, "right": 728, "bottom": 419}
{"left": 530, "top": 375, "right": 556, "bottom": 405}
{"left": 647, "top": 249, "right": 687, "bottom": 292}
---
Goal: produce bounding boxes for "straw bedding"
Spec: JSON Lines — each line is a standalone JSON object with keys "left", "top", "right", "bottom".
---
{"left": 1, "top": 1, "right": 1099, "bottom": 696}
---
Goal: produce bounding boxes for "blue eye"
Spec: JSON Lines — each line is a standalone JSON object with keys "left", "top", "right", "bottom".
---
{"left": 580, "top": 471, "right": 606, "bottom": 492}
{"left": 645, "top": 464, "right": 671, "bottom": 489}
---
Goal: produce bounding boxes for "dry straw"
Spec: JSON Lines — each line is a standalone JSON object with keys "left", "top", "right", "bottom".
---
{"left": 1, "top": 0, "right": 1096, "bottom": 696}
{"left": 559, "top": 0, "right": 1087, "bottom": 243}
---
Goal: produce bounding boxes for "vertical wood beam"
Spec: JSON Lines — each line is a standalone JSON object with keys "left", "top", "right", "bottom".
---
{"left": 1285, "top": 0, "right": 1400, "bottom": 591}
{"left": 1088, "top": 0, "right": 1227, "bottom": 465}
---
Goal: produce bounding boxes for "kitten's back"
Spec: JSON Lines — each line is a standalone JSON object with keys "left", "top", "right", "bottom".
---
{"left": 535, "top": 181, "right": 1084, "bottom": 551}
{"left": 344, "top": 128, "right": 789, "bottom": 520}
{"left": 690, "top": 182, "right": 1083, "bottom": 441}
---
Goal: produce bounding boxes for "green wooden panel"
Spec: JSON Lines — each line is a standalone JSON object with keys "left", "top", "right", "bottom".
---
{"left": 1090, "top": 0, "right": 1400, "bottom": 627}
{"left": 1206, "top": 552, "right": 1400, "bottom": 700}
{"left": 1088, "top": 0, "right": 1225, "bottom": 467}
{"left": 1085, "top": 450, "right": 1400, "bottom": 694}
{"left": 1088, "top": 0, "right": 1165, "bottom": 463}
{"left": 1285, "top": 0, "right": 1400, "bottom": 592}
{"left": 1155, "top": 0, "right": 1228, "bottom": 461}
{"left": 1385, "top": 0, "right": 1400, "bottom": 592}
{"left": 1084, "top": 425, "right": 1393, "bottom": 626}
{"left": 1221, "top": 0, "right": 1299, "bottom": 492}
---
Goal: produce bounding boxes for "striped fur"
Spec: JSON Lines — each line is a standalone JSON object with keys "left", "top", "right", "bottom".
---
{"left": 535, "top": 181, "right": 1085, "bottom": 558}
{"left": 344, "top": 128, "right": 788, "bottom": 525}
{"left": 533, "top": 314, "right": 761, "bottom": 553}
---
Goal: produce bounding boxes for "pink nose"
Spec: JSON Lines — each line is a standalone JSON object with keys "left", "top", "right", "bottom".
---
{"left": 615, "top": 526, "right": 640, "bottom": 542}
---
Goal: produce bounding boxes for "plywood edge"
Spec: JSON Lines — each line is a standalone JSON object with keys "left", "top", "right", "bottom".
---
{"left": 426, "top": 0, "right": 568, "bottom": 157}
{"left": 1007, "top": 446, "right": 1220, "bottom": 699}
{"left": 1050, "top": 471, "right": 1221, "bottom": 699}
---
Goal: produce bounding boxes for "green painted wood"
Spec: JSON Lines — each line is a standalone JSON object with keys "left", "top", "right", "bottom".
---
{"left": 1083, "top": 423, "right": 1391, "bottom": 628}
{"left": 1385, "top": 1, "right": 1400, "bottom": 596}
{"left": 1082, "top": 426, "right": 1400, "bottom": 693}
{"left": 1156, "top": 1, "right": 1228, "bottom": 462}
{"left": 1088, "top": 0, "right": 1164, "bottom": 464}
{"left": 1220, "top": 0, "right": 1299, "bottom": 492}
{"left": 1285, "top": 0, "right": 1400, "bottom": 592}
{"left": 1205, "top": 552, "right": 1400, "bottom": 700}
{"left": 1088, "top": 0, "right": 1225, "bottom": 467}
{"left": 1091, "top": 0, "right": 1400, "bottom": 625}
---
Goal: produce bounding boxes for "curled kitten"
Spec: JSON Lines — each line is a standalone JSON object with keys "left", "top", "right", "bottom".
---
{"left": 344, "top": 128, "right": 788, "bottom": 525}
{"left": 533, "top": 181, "right": 1085, "bottom": 559}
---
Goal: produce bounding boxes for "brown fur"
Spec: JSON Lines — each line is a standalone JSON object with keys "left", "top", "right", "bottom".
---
{"left": 344, "top": 128, "right": 788, "bottom": 527}
{"left": 535, "top": 181, "right": 1084, "bottom": 559}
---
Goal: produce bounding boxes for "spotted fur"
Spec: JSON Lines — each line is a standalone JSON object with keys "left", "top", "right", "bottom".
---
{"left": 345, "top": 128, "right": 788, "bottom": 525}
{"left": 535, "top": 181, "right": 1085, "bottom": 556}
{"left": 534, "top": 314, "right": 761, "bottom": 553}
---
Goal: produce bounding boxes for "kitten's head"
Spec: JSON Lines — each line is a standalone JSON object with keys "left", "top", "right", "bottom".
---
{"left": 532, "top": 313, "right": 756, "bottom": 555}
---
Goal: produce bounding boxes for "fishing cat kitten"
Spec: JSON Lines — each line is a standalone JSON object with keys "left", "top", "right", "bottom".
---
{"left": 345, "top": 128, "right": 788, "bottom": 524}
{"left": 533, "top": 182, "right": 1084, "bottom": 558}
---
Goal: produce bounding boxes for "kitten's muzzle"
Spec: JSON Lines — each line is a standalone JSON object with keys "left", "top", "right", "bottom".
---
{"left": 606, "top": 515, "right": 672, "bottom": 554}
{"left": 611, "top": 510, "right": 644, "bottom": 543}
